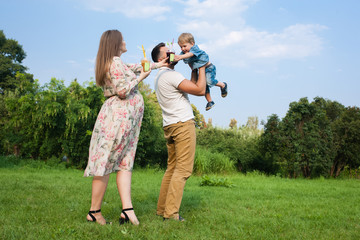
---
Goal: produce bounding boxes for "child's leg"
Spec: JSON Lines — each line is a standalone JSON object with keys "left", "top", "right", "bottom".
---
{"left": 205, "top": 92, "right": 212, "bottom": 103}
{"left": 206, "top": 64, "right": 227, "bottom": 98}
{"left": 215, "top": 81, "right": 226, "bottom": 88}
{"left": 205, "top": 85, "right": 212, "bottom": 102}
{"left": 205, "top": 85, "right": 215, "bottom": 111}
{"left": 215, "top": 80, "right": 228, "bottom": 98}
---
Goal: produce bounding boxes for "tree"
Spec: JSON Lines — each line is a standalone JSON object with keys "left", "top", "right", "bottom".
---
{"left": 259, "top": 114, "right": 281, "bottom": 174}
{"left": 0, "top": 30, "right": 32, "bottom": 94}
{"left": 1, "top": 77, "right": 102, "bottom": 167}
{"left": 0, "top": 31, "right": 34, "bottom": 145}
{"left": 0, "top": 73, "right": 40, "bottom": 155}
{"left": 331, "top": 107, "right": 360, "bottom": 177}
{"left": 207, "top": 118, "right": 213, "bottom": 128}
{"left": 229, "top": 118, "right": 237, "bottom": 129}
{"left": 196, "top": 125, "right": 262, "bottom": 172}
{"left": 246, "top": 116, "right": 259, "bottom": 130}
{"left": 260, "top": 97, "right": 360, "bottom": 178}
{"left": 135, "top": 83, "right": 167, "bottom": 167}
{"left": 192, "top": 104, "right": 205, "bottom": 128}
{"left": 281, "top": 98, "right": 335, "bottom": 177}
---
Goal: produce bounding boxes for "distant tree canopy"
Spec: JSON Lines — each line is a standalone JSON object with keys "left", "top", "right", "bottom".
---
{"left": 229, "top": 118, "right": 237, "bottom": 129}
{"left": 260, "top": 97, "right": 360, "bottom": 178}
{"left": 192, "top": 104, "right": 206, "bottom": 129}
{"left": 0, "top": 30, "right": 33, "bottom": 94}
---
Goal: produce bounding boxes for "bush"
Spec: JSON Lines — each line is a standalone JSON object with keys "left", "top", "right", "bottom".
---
{"left": 0, "top": 78, "right": 103, "bottom": 168}
{"left": 0, "top": 155, "right": 22, "bottom": 168}
{"left": 135, "top": 84, "right": 167, "bottom": 168}
{"left": 199, "top": 175, "right": 235, "bottom": 188}
{"left": 196, "top": 127, "right": 263, "bottom": 173}
{"left": 194, "top": 146, "right": 235, "bottom": 174}
{"left": 338, "top": 166, "right": 360, "bottom": 179}
{"left": 0, "top": 80, "right": 169, "bottom": 170}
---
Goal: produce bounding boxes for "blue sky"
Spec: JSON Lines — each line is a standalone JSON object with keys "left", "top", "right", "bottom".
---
{"left": 1, "top": 0, "right": 359, "bottom": 128}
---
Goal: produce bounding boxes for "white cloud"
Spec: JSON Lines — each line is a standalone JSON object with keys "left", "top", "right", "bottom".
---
{"left": 233, "top": 24, "right": 327, "bottom": 59}
{"left": 175, "top": 0, "right": 327, "bottom": 67}
{"left": 78, "top": 0, "right": 327, "bottom": 68}
{"left": 79, "top": 0, "right": 171, "bottom": 19}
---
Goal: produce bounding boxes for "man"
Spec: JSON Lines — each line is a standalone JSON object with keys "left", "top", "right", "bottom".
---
{"left": 151, "top": 42, "right": 206, "bottom": 221}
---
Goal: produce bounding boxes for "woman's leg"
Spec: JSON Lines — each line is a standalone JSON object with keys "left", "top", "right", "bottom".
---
{"left": 87, "top": 174, "right": 110, "bottom": 225}
{"left": 116, "top": 170, "right": 139, "bottom": 225}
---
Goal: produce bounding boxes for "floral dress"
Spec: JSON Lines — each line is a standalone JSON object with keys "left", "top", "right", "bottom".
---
{"left": 84, "top": 56, "right": 157, "bottom": 177}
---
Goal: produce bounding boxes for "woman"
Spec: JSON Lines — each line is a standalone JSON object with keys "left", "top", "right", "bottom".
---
{"left": 84, "top": 30, "right": 166, "bottom": 225}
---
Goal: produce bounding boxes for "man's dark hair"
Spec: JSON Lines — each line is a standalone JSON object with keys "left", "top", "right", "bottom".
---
{"left": 151, "top": 42, "right": 165, "bottom": 62}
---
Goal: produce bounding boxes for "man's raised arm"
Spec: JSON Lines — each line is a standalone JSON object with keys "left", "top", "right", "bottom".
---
{"left": 177, "top": 66, "right": 206, "bottom": 96}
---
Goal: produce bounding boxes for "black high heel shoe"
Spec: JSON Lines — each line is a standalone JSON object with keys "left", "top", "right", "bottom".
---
{"left": 119, "top": 208, "right": 138, "bottom": 225}
{"left": 87, "top": 209, "right": 111, "bottom": 224}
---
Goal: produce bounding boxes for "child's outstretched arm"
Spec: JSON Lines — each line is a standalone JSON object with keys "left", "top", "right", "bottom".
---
{"left": 174, "top": 52, "right": 194, "bottom": 61}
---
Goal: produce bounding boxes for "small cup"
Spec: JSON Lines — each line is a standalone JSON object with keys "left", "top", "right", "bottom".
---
{"left": 141, "top": 59, "right": 150, "bottom": 72}
{"left": 167, "top": 51, "right": 175, "bottom": 64}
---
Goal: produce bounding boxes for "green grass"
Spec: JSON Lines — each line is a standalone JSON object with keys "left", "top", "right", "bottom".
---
{"left": 0, "top": 158, "right": 359, "bottom": 239}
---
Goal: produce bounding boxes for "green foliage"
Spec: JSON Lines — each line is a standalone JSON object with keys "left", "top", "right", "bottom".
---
{"left": 260, "top": 97, "right": 360, "bottom": 178}
{"left": 59, "top": 80, "right": 104, "bottom": 168}
{"left": 0, "top": 155, "right": 22, "bottom": 168}
{"left": 331, "top": 106, "right": 360, "bottom": 177}
{"left": 135, "top": 83, "right": 167, "bottom": 168}
{"left": 0, "top": 30, "right": 32, "bottom": 94}
{"left": 282, "top": 97, "right": 335, "bottom": 177}
{"left": 0, "top": 80, "right": 171, "bottom": 170}
{"left": 0, "top": 77, "right": 103, "bottom": 168}
{"left": 338, "top": 166, "right": 360, "bottom": 179}
{"left": 258, "top": 114, "right": 282, "bottom": 174}
{"left": 194, "top": 146, "right": 235, "bottom": 174}
{"left": 199, "top": 175, "right": 235, "bottom": 187}
{"left": 192, "top": 104, "right": 205, "bottom": 128}
{"left": 196, "top": 126, "right": 263, "bottom": 173}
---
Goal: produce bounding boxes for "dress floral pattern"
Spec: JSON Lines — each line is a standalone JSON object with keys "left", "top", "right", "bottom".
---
{"left": 84, "top": 57, "right": 157, "bottom": 176}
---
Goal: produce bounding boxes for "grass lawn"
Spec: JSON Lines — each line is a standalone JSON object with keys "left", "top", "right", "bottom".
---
{"left": 0, "top": 161, "right": 359, "bottom": 239}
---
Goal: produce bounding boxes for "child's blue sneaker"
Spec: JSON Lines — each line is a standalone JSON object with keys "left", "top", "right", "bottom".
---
{"left": 221, "top": 82, "right": 228, "bottom": 98}
{"left": 206, "top": 101, "right": 215, "bottom": 111}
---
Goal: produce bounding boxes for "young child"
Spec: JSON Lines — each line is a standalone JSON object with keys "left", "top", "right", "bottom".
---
{"left": 175, "top": 33, "right": 227, "bottom": 111}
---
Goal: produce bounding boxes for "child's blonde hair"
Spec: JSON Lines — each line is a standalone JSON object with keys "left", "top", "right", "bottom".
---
{"left": 178, "top": 33, "right": 195, "bottom": 44}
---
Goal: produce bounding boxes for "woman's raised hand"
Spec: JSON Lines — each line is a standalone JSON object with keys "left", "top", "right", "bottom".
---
{"left": 138, "top": 67, "right": 152, "bottom": 82}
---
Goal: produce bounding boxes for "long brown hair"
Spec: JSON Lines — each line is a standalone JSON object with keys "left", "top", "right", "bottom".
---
{"left": 95, "top": 30, "right": 123, "bottom": 87}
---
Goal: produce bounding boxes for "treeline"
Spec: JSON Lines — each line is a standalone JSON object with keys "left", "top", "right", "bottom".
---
{"left": 0, "top": 75, "right": 167, "bottom": 169}
{"left": 195, "top": 96, "right": 360, "bottom": 179}
{"left": 1, "top": 30, "right": 360, "bottom": 178}
{"left": 1, "top": 75, "right": 359, "bottom": 178}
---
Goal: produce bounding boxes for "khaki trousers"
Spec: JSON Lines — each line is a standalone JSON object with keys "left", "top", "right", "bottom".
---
{"left": 156, "top": 120, "right": 196, "bottom": 219}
